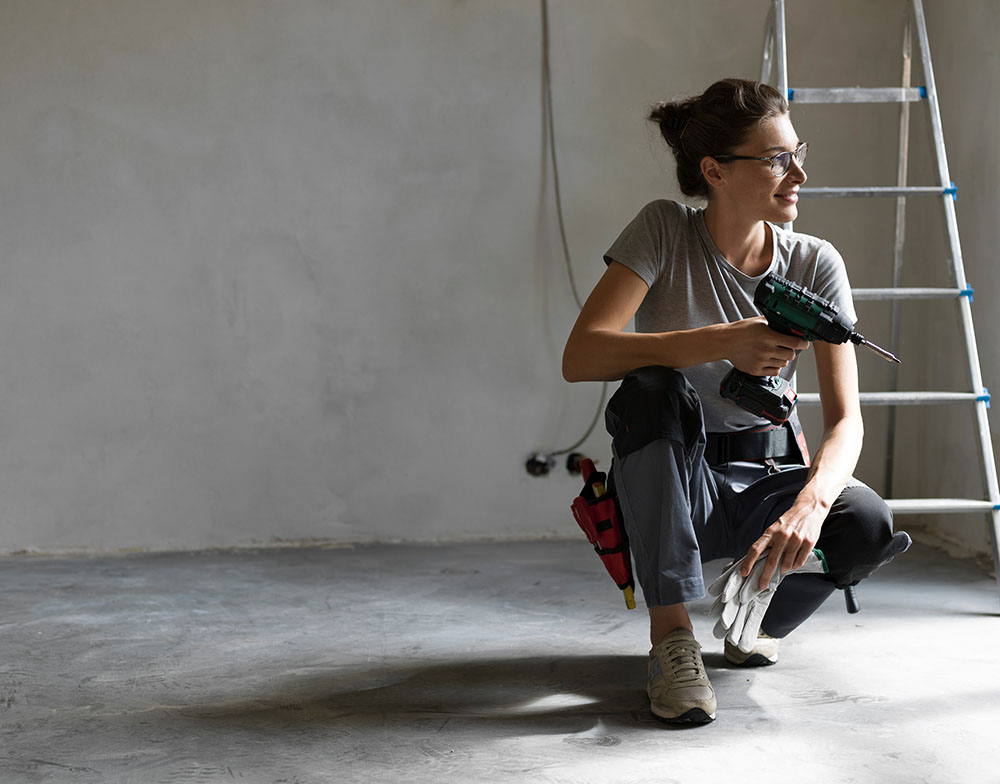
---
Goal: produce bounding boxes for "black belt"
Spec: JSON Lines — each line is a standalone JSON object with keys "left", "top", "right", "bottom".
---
{"left": 705, "top": 425, "right": 798, "bottom": 466}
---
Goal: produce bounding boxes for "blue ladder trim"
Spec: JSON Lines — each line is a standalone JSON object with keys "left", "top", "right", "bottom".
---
{"left": 945, "top": 182, "right": 958, "bottom": 201}
{"left": 918, "top": 86, "right": 928, "bottom": 98}
{"left": 788, "top": 88, "right": 795, "bottom": 101}
{"left": 994, "top": 504, "right": 1000, "bottom": 511}
{"left": 978, "top": 388, "right": 991, "bottom": 409}
{"left": 960, "top": 286, "right": 974, "bottom": 302}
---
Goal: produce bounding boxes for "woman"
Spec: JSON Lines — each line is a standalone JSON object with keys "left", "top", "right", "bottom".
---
{"left": 562, "top": 78, "right": 909, "bottom": 725}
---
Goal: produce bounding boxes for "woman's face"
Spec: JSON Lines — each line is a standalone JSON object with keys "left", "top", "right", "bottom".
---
{"left": 714, "top": 113, "right": 807, "bottom": 224}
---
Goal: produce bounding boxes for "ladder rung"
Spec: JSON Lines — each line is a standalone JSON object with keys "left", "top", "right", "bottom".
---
{"left": 797, "top": 392, "right": 984, "bottom": 406}
{"left": 789, "top": 87, "right": 926, "bottom": 104}
{"left": 851, "top": 287, "right": 969, "bottom": 301}
{"left": 799, "top": 186, "right": 954, "bottom": 198}
{"left": 885, "top": 498, "right": 997, "bottom": 514}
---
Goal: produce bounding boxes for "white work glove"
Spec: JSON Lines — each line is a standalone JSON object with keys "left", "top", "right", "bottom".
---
{"left": 706, "top": 548, "right": 828, "bottom": 654}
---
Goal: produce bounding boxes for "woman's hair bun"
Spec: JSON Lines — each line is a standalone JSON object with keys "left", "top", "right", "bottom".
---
{"left": 648, "top": 101, "right": 694, "bottom": 149}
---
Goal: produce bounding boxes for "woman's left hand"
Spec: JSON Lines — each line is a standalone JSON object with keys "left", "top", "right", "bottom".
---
{"left": 741, "top": 497, "right": 828, "bottom": 590}
{"left": 740, "top": 341, "right": 863, "bottom": 592}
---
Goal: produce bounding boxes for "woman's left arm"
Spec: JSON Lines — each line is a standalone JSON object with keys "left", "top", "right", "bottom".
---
{"left": 741, "top": 339, "right": 864, "bottom": 588}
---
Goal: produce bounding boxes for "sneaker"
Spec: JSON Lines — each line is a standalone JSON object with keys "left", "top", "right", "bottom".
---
{"left": 647, "top": 628, "right": 716, "bottom": 724}
{"left": 724, "top": 631, "right": 779, "bottom": 667}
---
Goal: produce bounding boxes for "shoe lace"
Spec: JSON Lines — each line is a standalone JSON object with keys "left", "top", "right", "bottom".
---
{"left": 663, "top": 638, "right": 705, "bottom": 684}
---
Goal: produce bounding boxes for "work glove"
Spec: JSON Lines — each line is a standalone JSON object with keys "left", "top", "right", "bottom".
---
{"left": 706, "top": 548, "right": 828, "bottom": 654}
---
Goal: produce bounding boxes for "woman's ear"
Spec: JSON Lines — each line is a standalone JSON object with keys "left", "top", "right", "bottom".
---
{"left": 701, "top": 156, "right": 725, "bottom": 191}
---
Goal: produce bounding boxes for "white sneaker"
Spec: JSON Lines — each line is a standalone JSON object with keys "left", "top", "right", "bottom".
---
{"left": 647, "top": 629, "right": 716, "bottom": 723}
{"left": 724, "top": 631, "right": 779, "bottom": 667}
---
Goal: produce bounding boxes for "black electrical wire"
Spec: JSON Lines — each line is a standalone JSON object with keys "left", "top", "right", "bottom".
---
{"left": 540, "top": 0, "right": 607, "bottom": 458}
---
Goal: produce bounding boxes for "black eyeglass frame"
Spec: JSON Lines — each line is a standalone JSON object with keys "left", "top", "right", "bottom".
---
{"left": 712, "top": 142, "right": 808, "bottom": 177}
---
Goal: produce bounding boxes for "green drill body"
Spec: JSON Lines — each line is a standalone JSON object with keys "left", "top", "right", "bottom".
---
{"left": 754, "top": 275, "right": 854, "bottom": 344}
{"left": 719, "top": 273, "right": 900, "bottom": 423}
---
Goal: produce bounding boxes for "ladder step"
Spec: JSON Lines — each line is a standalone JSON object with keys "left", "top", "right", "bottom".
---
{"left": 799, "top": 185, "right": 955, "bottom": 198}
{"left": 886, "top": 498, "right": 997, "bottom": 514}
{"left": 851, "top": 287, "right": 970, "bottom": 301}
{"left": 789, "top": 87, "right": 926, "bottom": 104}
{"left": 797, "top": 392, "right": 985, "bottom": 406}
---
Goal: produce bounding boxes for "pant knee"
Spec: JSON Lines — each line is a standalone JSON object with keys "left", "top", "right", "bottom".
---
{"left": 819, "top": 484, "right": 909, "bottom": 587}
{"left": 837, "top": 484, "right": 893, "bottom": 544}
{"left": 605, "top": 366, "right": 705, "bottom": 459}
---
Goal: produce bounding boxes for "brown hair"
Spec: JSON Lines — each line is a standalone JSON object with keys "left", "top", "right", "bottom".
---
{"left": 649, "top": 78, "right": 788, "bottom": 198}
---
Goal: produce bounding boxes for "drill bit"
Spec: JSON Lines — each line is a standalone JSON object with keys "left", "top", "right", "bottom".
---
{"left": 851, "top": 333, "right": 901, "bottom": 364}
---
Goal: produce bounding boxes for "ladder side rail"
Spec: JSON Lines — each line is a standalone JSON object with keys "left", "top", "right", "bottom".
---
{"left": 964, "top": 306, "right": 1000, "bottom": 581}
{"left": 775, "top": 0, "right": 788, "bottom": 103}
{"left": 912, "top": 0, "right": 956, "bottom": 215}
{"left": 772, "top": 1, "right": 793, "bottom": 231}
{"left": 886, "top": 11, "right": 914, "bottom": 498}
{"left": 912, "top": 0, "right": 975, "bottom": 308}
{"left": 760, "top": 2, "right": 777, "bottom": 85}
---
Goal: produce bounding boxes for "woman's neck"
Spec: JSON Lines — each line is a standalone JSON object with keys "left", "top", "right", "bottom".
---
{"left": 703, "top": 203, "right": 772, "bottom": 276}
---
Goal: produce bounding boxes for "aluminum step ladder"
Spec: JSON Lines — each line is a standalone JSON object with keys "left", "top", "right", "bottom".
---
{"left": 761, "top": 0, "right": 1000, "bottom": 599}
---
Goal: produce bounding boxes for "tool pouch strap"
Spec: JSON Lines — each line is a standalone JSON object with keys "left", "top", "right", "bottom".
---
{"left": 705, "top": 412, "right": 809, "bottom": 467}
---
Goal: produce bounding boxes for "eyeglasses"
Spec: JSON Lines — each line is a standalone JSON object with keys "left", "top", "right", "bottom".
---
{"left": 713, "top": 142, "right": 808, "bottom": 177}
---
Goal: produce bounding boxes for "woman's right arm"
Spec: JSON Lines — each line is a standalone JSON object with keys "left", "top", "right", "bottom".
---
{"left": 562, "top": 261, "right": 731, "bottom": 382}
{"left": 562, "top": 261, "right": 807, "bottom": 383}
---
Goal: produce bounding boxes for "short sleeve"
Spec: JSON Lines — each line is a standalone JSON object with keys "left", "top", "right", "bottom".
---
{"left": 810, "top": 241, "right": 858, "bottom": 325}
{"left": 602, "top": 200, "right": 680, "bottom": 288}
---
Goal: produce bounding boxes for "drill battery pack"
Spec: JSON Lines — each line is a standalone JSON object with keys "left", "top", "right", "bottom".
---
{"left": 720, "top": 366, "right": 798, "bottom": 423}
{"left": 570, "top": 458, "right": 636, "bottom": 610}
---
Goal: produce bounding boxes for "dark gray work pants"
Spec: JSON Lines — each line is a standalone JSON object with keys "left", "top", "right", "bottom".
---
{"left": 606, "top": 366, "right": 908, "bottom": 638}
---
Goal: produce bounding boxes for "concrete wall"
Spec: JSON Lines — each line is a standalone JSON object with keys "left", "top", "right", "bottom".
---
{"left": 0, "top": 0, "right": 994, "bottom": 557}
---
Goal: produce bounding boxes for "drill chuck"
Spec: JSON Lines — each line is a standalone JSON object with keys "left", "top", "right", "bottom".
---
{"left": 850, "top": 333, "right": 902, "bottom": 364}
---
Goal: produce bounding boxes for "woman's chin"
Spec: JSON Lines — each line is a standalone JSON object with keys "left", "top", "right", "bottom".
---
{"left": 774, "top": 204, "right": 798, "bottom": 223}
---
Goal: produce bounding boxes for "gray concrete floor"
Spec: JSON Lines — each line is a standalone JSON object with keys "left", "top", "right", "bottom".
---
{"left": 1, "top": 539, "right": 998, "bottom": 784}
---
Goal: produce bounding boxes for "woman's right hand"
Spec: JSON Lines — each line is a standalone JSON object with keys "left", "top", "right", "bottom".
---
{"left": 724, "top": 317, "right": 810, "bottom": 376}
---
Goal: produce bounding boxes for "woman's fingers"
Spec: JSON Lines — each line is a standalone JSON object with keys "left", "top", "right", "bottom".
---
{"left": 727, "top": 318, "right": 811, "bottom": 376}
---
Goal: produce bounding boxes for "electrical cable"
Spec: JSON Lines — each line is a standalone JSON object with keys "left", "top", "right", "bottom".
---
{"left": 539, "top": 0, "right": 607, "bottom": 459}
{"left": 542, "top": 0, "right": 583, "bottom": 312}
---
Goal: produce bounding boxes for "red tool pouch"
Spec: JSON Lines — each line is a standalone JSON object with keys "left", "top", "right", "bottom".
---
{"left": 570, "top": 458, "right": 636, "bottom": 609}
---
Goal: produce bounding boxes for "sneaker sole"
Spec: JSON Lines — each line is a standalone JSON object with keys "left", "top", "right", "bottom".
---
{"left": 650, "top": 705, "right": 716, "bottom": 724}
{"left": 725, "top": 651, "right": 776, "bottom": 668}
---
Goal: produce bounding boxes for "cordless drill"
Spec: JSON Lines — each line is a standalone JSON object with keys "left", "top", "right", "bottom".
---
{"left": 720, "top": 273, "right": 900, "bottom": 422}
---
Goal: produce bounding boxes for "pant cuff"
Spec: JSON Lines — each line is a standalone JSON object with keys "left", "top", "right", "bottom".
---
{"left": 642, "top": 575, "right": 705, "bottom": 608}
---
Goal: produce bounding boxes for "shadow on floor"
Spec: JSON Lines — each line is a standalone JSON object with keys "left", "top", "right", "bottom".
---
{"left": 168, "top": 654, "right": 757, "bottom": 735}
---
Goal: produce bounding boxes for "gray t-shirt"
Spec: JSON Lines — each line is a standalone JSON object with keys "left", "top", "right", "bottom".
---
{"left": 604, "top": 199, "right": 857, "bottom": 433}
